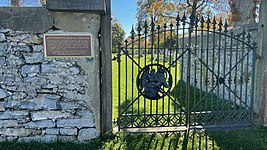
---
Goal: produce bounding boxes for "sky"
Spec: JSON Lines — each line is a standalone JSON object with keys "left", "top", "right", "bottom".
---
{"left": 112, "top": 0, "right": 137, "bottom": 38}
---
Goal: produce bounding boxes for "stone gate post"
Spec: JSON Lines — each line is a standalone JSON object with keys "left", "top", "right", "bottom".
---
{"left": 254, "top": 0, "right": 267, "bottom": 125}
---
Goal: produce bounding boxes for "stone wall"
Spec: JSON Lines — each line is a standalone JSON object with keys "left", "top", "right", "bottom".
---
{"left": 0, "top": 7, "right": 102, "bottom": 142}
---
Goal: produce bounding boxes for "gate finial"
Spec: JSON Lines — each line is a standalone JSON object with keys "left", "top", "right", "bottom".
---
{"left": 182, "top": 12, "right": 186, "bottom": 26}
{"left": 206, "top": 16, "right": 211, "bottom": 29}
{"left": 144, "top": 20, "right": 148, "bottom": 34}
{"left": 218, "top": 18, "right": 223, "bottom": 31}
{"left": 224, "top": 20, "right": 228, "bottom": 33}
{"left": 150, "top": 17, "right": 155, "bottom": 32}
{"left": 200, "top": 16, "right": 205, "bottom": 29}
{"left": 137, "top": 22, "right": 142, "bottom": 36}
{"left": 212, "top": 16, "right": 217, "bottom": 30}
{"left": 131, "top": 25, "right": 135, "bottom": 39}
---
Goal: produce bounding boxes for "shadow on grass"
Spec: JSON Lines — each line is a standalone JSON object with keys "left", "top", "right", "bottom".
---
{"left": 170, "top": 80, "right": 233, "bottom": 112}
{"left": 111, "top": 127, "right": 267, "bottom": 150}
{"left": 0, "top": 127, "right": 266, "bottom": 150}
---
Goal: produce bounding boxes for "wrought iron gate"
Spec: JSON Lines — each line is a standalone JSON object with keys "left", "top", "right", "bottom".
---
{"left": 115, "top": 14, "right": 257, "bottom": 132}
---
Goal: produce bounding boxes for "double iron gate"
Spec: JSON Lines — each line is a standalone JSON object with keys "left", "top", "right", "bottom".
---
{"left": 115, "top": 14, "right": 257, "bottom": 132}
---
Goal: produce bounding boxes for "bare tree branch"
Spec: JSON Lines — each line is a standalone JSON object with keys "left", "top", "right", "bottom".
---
{"left": 187, "top": 0, "right": 192, "bottom": 6}
{"left": 196, "top": 0, "right": 206, "bottom": 9}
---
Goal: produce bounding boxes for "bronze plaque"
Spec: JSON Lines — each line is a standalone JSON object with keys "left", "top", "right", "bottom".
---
{"left": 44, "top": 34, "right": 93, "bottom": 57}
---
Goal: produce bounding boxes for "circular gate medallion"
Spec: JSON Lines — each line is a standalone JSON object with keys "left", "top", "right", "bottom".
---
{"left": 136, "top": 64, "right": 173, "bottom": 100}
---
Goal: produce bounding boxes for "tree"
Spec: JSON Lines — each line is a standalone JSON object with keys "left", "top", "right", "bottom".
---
{"left": 112, "top": 18, "right": 125, "bottom": 53}
{"left": 11, "top": 0, "right": 20, "bottom": 7}
{"left": 136, "top": 0, "right": 228, "bottom": 25}
{"left": 228, "top": 0, "right": 261, "bottom": 26}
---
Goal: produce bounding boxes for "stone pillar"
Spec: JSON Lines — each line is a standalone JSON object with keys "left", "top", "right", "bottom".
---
{"left": 254, "top": 0, "right": 267, "bottom": 125}
{"left": 100, "top": 0, "right": 112, "bottom": 133}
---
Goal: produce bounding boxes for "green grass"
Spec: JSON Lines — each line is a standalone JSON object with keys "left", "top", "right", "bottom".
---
{"left": 0, "top": 126, "right": 266, "bottom": 150}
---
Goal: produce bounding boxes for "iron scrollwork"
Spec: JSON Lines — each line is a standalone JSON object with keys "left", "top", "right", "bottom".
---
{"left": 136, "top": 64, "right": 173, "bottom": 100}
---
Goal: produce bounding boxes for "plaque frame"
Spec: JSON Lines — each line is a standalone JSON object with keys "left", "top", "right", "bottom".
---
{"left": 44, "top": 33, "right": 93, "bottom": 58}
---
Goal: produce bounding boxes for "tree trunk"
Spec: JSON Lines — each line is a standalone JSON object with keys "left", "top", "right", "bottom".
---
{"left": 229, "top": 0, "right": 257, "bottom": 26}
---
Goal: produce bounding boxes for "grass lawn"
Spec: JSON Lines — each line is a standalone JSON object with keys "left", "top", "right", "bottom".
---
{"left": 0, "top": 126, "right": 266, "bottom": 150}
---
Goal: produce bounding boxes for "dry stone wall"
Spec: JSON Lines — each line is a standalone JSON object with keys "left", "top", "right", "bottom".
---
{"left": 0, "top": 29, "right": 99, "bottom": 142}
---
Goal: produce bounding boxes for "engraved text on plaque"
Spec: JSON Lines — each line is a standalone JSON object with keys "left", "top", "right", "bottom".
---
{"left": 44, "top": 34, "right": 92, "bottom": 57}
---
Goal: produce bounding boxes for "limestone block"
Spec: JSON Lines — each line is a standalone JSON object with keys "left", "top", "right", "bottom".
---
{"left": 21, "top": 65, "right": 40, "bottom": 75}
{"left": 2, "top": 128, "right": 41, "bottom": 137}
{"left": 32, "top": 45, "right": 44, "bottom": 52}
{"left": 24, "top": 53, "right": 44, "bottom": 64}
{"left": 25, "top": 120, "right": 55, "bottom": 129}
{"left": 0, "top": 33, "right": 6, "bottom": 42}
{"left": 76, "top": 110, "right": 94, "bottom": 118}
{"left": 0, "top": 43, "right": 7, "bottom": 56}
{"left": 45, "top": 128, "right": 59, "bottom": 135}
{"left": 41, "top": 64, "right": 58, "bottom": 74}
{"left": 0, "top": 57, "right": 6, "bottom": 66}
{"left": 48, "top": 75, "right": 64, "bottom": 85}
{"left": 6, "top": 137, "right": 18, "bottom": 141}
{"left": 78, "top": 128, "right": 98, "bottom": 140}
{"left": 60, "top": 101, "right": 87, "bottom": 110}
{"left": 31, "top": 111, "right": 71, "bottom": 121}
{"left": 7, "top": 34, "right": 31, "bottom": 42}
{"left": 0, "top": 120, "right": 19, "bottom": 127}
{"left": 57, "top": 136, "right": 76, "bottom": 141}
{"left": 23, "top": 35, "right": 41, "bottom": 44}
{"left": 57, "top": 118, "right": 95, "bottom": 128}
{"left": 18, "top": 135, "right": 57, "bottom": 143}
{"left": 0, "top": 29, "right": 10, "bottom": 33}
{"left": 14, "top": 45, "right": 31, "bottom": 52}
{"left": 69, "top": 66, "right": 80, "bottom": 75}
{"left": 0, "top": 7, "right": 53, "bottom": 33}
{"left": 59, "top": 128, "right": 77, "bottom": 136}
{"left": 0, "top": 88, "right": 9, "bottom": 99}
{"left": 0, "top": 110, "right": 29, "bottom": 119}
{"left": 0, "top": 102, "right": 5, "bottom": 111}
{"left": 20, "top": 94, "right": 60, "bottom": 110}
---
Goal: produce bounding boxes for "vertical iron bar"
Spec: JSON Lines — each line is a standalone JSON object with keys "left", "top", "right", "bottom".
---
{"left": 228, "top": 32, "right": 234, "bottom": 113}
{"left": 200, "top": 16, "right": 204, "bottom": 120}
{"left": 250, "top": 42, "right": 257, "bottom": 121}
{"left": 211, "top": 17, "right": 216, "bottom": 113}
{"left": 150, "top": 19, "right": 155, "bottom": 125}
{"left": 156, "top": 25, "right": 160, "bottom": 126}
{"left": 168, "top": 23, "right": 173, "bottom": 126}
{"left": 125, "top": 40, "right": 128, "bottom": 120}
{"left": 181, "top": 13, "right": 186, "bottom": 125}
{"left": 131, "top": 26, "right": 135, "bottom": 127}
{"left": 205, "top": 17, "right": 211, "bottom": 121}
{"left": 234, "top": 34, "right": 240, "bottom": 111}
{"left": 193, "top": 16, "right": 199, "bottom": 125}
{"left": 240, "top": 30, "right": 246, "bottom": 114}
{"left": 186, "top": 14, "right": 194, "bottom": 128}
{"left": 157, "top": 25, "right": 160, "bottom": 65}
{"left": 117, "top": 43, "right": 121, "bottom": 131}
{"left": 245, "top": 32, "right": 251, "bottom": 117}
{"left": 162, "top": 24, "right": 167, "bottom": 119}
{"left": 222, "top": 20, "right": 228, "bottom": 112}
{"left": 144, "top": 21, "right": 148, "bottom": 127}
{"left": 217, "top": 19, "right": 222, "bottom": 113}
{"left": 175, "top": 14, "right": 180, "bottom": 122}
{"left": 137, "top": 23, "right": 142, "bottom": 124}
